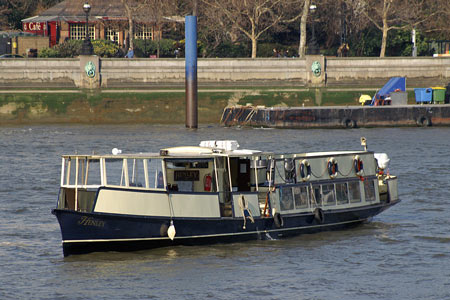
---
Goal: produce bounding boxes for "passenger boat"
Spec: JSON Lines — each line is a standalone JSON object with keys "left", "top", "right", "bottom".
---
{"left": 52, "top": 139, "right": 399, "bottom": 256}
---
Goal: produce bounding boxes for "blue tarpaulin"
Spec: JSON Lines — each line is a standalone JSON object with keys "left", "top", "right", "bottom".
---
{"left": 371, "top": 77, "right": 406, "bottom": 105}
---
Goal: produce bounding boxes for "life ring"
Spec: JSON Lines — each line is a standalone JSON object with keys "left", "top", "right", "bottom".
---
{"left": 314, "top": 208, "right": 324, "bottom": 224}
{"left": 344, "top": 119, "right": 357, "bottom": 129}
{"left": 273, "top": 212, "right": 284, "bottom": 228}
{"left": 299, "top": 159, "right": 311, "bottom": 181}
{"left": 416, "top": 116, "right": 431, "bottom": 127}
{"left": 353, "top": 155, "right": 364, "bottom": 176}
{"left": 327, "top": 158, "right": 338, "bottom": 178}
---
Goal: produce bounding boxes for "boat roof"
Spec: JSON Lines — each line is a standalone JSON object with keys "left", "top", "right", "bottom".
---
{"left": 62, "top": 149, "right": 371, "bottom": 160}
{"left": 61, "top": 140, "right": 370, "bottom": 160}
{"left": 62, "top": 150, "right": 273, "bottom": 160}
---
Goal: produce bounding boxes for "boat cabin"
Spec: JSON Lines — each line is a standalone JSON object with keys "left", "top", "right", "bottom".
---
{"left": 56, "top": 140, "right": 398, "bottom": 220}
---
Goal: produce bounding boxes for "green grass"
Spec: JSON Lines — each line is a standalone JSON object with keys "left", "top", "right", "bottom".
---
{"left": 1, "top": 88, "right": 417, "bottom": 124}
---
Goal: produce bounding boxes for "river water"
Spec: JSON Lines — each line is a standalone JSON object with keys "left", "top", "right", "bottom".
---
{"left": 0, "top": 124, "right": 449, "bottom": 299}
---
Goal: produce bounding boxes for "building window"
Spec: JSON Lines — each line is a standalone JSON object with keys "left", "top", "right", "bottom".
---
{"left": 106, "top": 29, "right": 119, "bottom": 43}
{"left": 135, "top": 24, "right": 153, "bottom": 40}
{"left": 70, "top": 23, "right": 95, "bottom": 40}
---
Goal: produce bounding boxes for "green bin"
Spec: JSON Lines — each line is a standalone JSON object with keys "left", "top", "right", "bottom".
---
{"left": 431, "top": 87, "right": 446, "bottom": 104}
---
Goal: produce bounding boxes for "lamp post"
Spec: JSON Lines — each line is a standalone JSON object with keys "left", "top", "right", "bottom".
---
{"left": 81, "top": 2, "right": 93, "bottom": 55}
{"left": 307, "top": 3, "right": 319, "bottom": 55}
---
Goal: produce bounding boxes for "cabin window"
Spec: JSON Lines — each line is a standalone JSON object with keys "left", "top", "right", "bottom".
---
{"left": 336, "top": 183, "right": 349, "bottom": 204}
{"left": 126, "top": 159, "right": 148, "bottom": 188}
{"left": 104, "top": 158, "right": 126, "bottom": 186}
{"left": 348, "top": 181, "right": 361, "bottom": 203}
{"left": 283, "top": 158, "right": 296, "bottom": 183}
{"left": 65, "top": 158, "right": 77, "bottom": 186}
{"left": 274, "top": 160, "right": 286, "bottom": 185}
{"left": 147, "top": 159, "right": 164, "bottom": 189}
{"left": 215, "top": 157, "right": 231, "bottom": 201}
{"left": 312, "top": 184, "right": 322, "bottom": 206}
{"left": 83, "top": 159, "right": 101, "bottom": 186}
{"left": 251, "top": 158, "right": 268, "bottom": 187}
{"left": 64, "top": 157, "right": 101, "bottom": 187}
{"left": 323, "top": 184, "right": 336, "bottom": 206}
{"left": 364, "top": 179, "right": 376, "bottom": 202}
{"left": 293, "top": 186, "right": 309, "bottom": 209}
{"left": 102, "top": 158, "right": 164, "bottom": 189}
{"left": 280, "top": 187, "right": 294, "bottom": 211}
{"left": 166, "top": 159, "right": 214, "bottom": 192}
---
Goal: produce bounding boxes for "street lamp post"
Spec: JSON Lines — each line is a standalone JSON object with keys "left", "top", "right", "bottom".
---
{"left": 307, "top": 4, "right": 319, "bottom": 55}
{"left": 81, "top": 2, "right": 93, "bottom": 55}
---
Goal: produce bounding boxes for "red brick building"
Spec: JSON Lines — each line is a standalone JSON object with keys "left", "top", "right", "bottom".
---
{"left": 21, "top": 0, "right": 175, "bottom": 48}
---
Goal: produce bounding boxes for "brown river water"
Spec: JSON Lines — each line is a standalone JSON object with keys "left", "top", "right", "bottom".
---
{"left": 0, "top": 124, "right": 449, "bottom": 299}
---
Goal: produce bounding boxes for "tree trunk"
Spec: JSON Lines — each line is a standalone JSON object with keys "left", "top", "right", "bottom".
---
{"left": 379, "top": 0, "right": 390, "bottom": 58}
{"left": 156, "top": 25, "right": 160, "bottom": 58}
{"left": 251, "top": 37, "right": 257, "bottom": 58}
{"left": 120, "top": 0, "right": 134, "bottom": 50}
{"left": 380, "top": 18, "right": 388, "bottom": 57}
{"left": 298, "top": 0, "right": 310, "bottom": 58}
{"left": 128, "top": 17, "right": 134, "bottom": 50}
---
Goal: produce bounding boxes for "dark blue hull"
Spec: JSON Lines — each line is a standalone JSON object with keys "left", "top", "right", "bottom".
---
{"left": 52, "top": 200, "right": 399, "bottom": 256}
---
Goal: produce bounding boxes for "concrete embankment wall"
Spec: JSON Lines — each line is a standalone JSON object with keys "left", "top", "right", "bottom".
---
{"left": 0, "top": 57, "right": 449, "bottom": 88}
{"left": 221, "top": 105, "right": 450, "bottom": 128}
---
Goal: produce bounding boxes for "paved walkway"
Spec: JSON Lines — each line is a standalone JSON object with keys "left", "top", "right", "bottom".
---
{"left": 0, "top": 87, "right": 384, "bottom": 94}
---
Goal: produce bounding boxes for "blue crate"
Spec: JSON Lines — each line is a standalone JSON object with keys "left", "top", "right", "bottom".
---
{"left": 414, "top": 88, "right": 432, "bottom": 103}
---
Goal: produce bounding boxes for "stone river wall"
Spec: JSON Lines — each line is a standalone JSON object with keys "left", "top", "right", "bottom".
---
{"left": 0, "top": 56, "right": 449, "bottom": 89}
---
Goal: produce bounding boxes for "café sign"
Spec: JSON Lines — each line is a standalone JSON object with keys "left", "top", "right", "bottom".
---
{"left": 23, "top": 22, "right": 46, "bottom": 33}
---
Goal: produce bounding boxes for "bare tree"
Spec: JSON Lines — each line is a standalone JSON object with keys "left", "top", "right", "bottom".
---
{"left": 297, "top": 0, "right": 310, "bottom": 58}
{"left": 347, "top": 0, "right": 439, "bottom": 57}
{"left": 119, "top": 0, "right": 151, "bottom": 50}
{"left": 0, "top": 4, "right": 9, "bottom": 30}
{"left": 197, "top": 3, "right": 237, "bottom": 57}
{"left": 201, "top": 0, "right": 300, "bottom": 58}
{"left": 413, "top": 0, "right": 450, "bottom": 38}
{"left": 142, "top": 0, "right": 177, "bottom": 58}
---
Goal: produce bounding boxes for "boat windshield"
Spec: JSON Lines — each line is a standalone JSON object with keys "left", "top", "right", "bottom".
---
{"left": 61, "top": 156, "right": 165, "bottom": 190}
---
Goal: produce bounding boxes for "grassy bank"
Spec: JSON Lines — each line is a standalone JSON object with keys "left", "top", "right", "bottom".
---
{"left": 0, "top": 89, "right": 417, "bottom": 124}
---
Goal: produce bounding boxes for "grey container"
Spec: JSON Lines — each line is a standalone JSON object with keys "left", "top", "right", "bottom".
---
{"left": 390, "top": 91, "right": 408, "bottom": 106}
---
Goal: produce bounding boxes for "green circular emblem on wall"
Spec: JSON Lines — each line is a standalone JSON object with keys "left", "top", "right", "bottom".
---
{"left": 311, "top": 61, "right": 321, "bottom": 77}
{"left": 85, "top": 61, "right": 96, "bottom": 78}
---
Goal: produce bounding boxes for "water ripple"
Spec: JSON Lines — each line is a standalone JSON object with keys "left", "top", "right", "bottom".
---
{"left": 1, "top": 125, "right": 450, "bottom": 300}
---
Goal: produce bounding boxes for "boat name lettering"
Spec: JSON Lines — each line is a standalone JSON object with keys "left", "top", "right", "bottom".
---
{"left": 174, "top": 170, "right": 199, "bottom": 181}
{"left": 78, "top": 216, "right": 105, "bottom": 227}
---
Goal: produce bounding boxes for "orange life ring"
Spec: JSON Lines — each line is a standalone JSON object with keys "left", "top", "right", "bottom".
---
{"left": 353, "top": 155, "right": 364, "bottom": 176}
{"left": 327, "top": 158, "right": 338, "bottom": 178}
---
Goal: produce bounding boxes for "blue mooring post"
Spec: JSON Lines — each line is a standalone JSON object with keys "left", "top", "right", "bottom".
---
{"left": 185, "top": 15, "right": 198, "bottom": 129}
